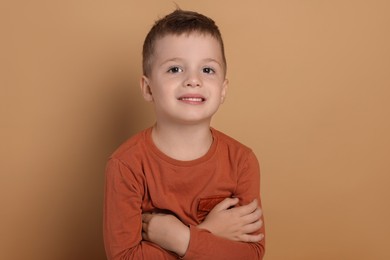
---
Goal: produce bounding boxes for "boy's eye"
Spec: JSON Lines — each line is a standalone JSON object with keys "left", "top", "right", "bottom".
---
{"left": 203, "top": 67, "right": 215, "bottom": 74}
{"left": 167, "top": 66, "right": 183, "bottom": 73}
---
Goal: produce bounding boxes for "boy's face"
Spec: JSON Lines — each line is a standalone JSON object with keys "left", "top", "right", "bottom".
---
{"left": 141, "top": 33, "right": 228, "bottom": 126}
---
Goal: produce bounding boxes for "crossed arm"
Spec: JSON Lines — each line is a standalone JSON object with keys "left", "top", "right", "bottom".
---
{"left": 141, "top": 197, "right": 264, "bottom": 257}
{"left": 105, "top": 152, "right": 265, "bottom": 259}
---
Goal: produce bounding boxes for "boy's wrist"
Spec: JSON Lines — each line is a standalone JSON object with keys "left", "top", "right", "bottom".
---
{"left": 174, "top": 225, "right": 190, "bottom": 257}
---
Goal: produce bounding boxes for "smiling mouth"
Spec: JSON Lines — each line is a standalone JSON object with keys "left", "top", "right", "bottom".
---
{"left": 178, "top": 97, "right": 206, "bottom": 102}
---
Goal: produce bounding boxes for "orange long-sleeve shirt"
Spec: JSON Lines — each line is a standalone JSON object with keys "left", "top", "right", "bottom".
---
{"left": 104, "top": 127, "right": 265, "bottom": 259}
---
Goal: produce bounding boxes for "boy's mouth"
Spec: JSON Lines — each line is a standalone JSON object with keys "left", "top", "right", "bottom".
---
{"left": 178, "top": 97, "right": 205, "bottom": 102}
{"left": 177, "top": 95, "right": 206, "bottom": 103}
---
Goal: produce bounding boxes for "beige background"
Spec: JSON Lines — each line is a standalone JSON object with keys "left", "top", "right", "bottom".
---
{"left": 1, "top": 0, "right": 389, "bottom": 259}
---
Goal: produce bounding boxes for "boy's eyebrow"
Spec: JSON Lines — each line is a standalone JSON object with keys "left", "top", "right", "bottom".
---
{"left": 159, "top": 58, "right": 184, "bottom": 66}
{"left": 160, "top": 57, "right": 223, "bottom": 67}
{"left": 202, "top": 58, "right": 223, "bottom": 67}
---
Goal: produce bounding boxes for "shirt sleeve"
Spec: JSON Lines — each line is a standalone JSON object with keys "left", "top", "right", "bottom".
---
{"left": 103, "top": 158, "right": 176, "bottom": 260}
{"left": 182, "top": 151, "right": 265, "bottom": 260}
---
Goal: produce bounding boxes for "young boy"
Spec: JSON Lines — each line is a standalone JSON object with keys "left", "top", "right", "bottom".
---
{"left": 104, "top": 9, "right": 265, "bottom": 259}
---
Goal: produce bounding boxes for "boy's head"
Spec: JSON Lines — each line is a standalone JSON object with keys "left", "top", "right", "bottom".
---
{"left": 142, "top": 9, "right": 227, "bottom": 77}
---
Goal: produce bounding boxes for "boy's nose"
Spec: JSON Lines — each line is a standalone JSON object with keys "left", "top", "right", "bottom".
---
{"left": 184, "top": 73, "right": 202, "bottom": 87}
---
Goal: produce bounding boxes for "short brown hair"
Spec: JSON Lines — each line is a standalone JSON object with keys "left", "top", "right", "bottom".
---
{"left": 142, "top": 9, "right": 227, "bottom": 76}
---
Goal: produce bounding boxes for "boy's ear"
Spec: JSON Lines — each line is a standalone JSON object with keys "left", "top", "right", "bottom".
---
{"left": 140, "top": 76, "right": 153, "bottom": 102}
{"left": 220, "top": 78, "right": 228, "bottom": 104}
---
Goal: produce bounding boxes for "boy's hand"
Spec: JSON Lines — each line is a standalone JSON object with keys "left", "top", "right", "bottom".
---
{"left": 142, "top": 213, "right": 190, "bottom": 256}
{"left": 197, "top": 198, "right": 264, "bottom": 242}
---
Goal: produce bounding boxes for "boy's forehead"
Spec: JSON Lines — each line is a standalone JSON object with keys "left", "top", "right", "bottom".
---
{"left": 152, "top": 33, "right": 223, "bottom": 60}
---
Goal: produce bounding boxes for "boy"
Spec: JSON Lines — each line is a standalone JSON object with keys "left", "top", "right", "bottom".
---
{"left": 104, "top": 9, "right": 265, "bottom": 259}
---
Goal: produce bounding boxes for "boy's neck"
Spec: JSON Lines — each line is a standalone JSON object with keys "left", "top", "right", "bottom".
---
{"left": 151, "top": 122, "right": 213, "bottom": 161}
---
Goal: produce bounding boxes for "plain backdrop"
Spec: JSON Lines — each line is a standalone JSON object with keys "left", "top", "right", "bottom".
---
{"left": 1, "top": 0, "right": 389, "bottom": 259}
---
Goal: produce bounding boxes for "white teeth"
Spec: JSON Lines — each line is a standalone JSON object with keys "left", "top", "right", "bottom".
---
{"left": 180, "top": 97, "right": 203, "bottom": 101}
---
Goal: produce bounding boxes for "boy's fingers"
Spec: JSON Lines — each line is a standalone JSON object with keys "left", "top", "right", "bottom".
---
{"left": 242, "top": 219, "right": 263, "bottom": 234}
{"left": 242, "top": 207, "right": 262, "bottom": 224}
{"left": 142, "top": 213, "right": 152, "bottom": 222}
{"left": 142, "top": 231, "right": 149, "bottom": 241}
{"left": 142, "top": 222, "right": 148, "bottom": 231}
{"left": 213, "top": 197, "right": 239, "bottom": 211}
{"left": 233, "top": 199, "right": 259, "bottom": 216}
{"left": 240, "top": 233, "right": 264, "bottom": 243}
